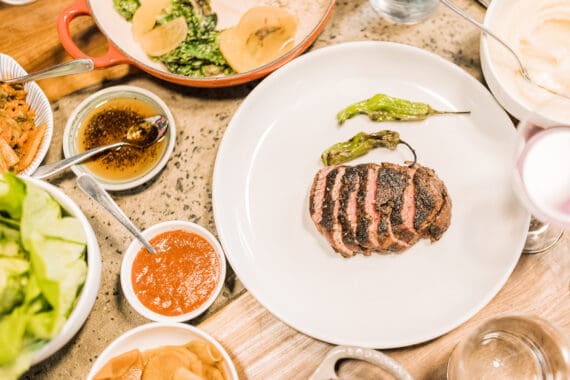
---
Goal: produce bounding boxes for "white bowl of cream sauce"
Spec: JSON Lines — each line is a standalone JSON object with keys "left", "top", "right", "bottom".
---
{"left": 481, "top": 0, "right": 570, "bottom": 125}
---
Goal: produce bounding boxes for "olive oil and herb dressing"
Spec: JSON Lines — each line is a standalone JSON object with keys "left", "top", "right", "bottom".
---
{"left": 77, "top": 98, "right": 167, "bottom": 181}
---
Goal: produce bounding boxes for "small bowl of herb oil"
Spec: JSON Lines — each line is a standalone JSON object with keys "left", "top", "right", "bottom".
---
{"left": 63, "top": 85, "right": 176, "bottom": 191}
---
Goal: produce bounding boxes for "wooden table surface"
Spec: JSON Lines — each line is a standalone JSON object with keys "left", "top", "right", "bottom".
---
{"left": 1, "top": 0, "right": 568, "bottom": 379}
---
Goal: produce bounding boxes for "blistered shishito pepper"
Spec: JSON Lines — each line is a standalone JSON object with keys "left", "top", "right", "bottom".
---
{"left": 321, "top": 130, "right": 417, "bottom": 167}
{"left": 337, "top": 93, "right": 470, "bottom": 125}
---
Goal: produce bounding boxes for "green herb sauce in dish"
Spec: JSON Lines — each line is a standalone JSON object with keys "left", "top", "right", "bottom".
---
{"left": 0, "top": 173, "right": 87, "bottom": 380}
{"left": 114, "top": 0, "right": 233, "bottom": 77}
{"left": 113, "top": 0, "right": 140, "bottom": 20}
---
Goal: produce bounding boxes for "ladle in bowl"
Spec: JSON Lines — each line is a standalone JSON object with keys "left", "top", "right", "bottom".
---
{"left": 440, "top": 0, "right": 570, "bottom": 101}
{"left": 77, "top": 174, "right": 156, "bottom": 254}
{"left": 33, "top": 115, "right": 168, "bottom": 179}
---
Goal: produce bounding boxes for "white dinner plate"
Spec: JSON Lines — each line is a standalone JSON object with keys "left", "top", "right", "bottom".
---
{"left": 213, "top": 41, "right": 530, "bottom": 348}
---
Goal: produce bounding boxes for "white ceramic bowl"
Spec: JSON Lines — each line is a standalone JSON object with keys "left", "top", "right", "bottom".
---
{"left": 0, "top": 54, "right": 53, "bottom": 176}
{"left": 0, "top": 0, "right": 36, "bottom": 5}
{"left": 480, "top": 0, "right": 568, "bottom": 125}
{"left": 121, "top": 221, "right": 226, "bottom": 323}
{"left": 86, "top": 322, "right": 238, "bottom": 380}
{"left": 58, "top": 0, "right": 335, "bottom": 88}
{"left": 24, "top": 177, "right": 101, "bottom": 365}
{"left": 63, "top": 85, "right": 176, "bottom": 191}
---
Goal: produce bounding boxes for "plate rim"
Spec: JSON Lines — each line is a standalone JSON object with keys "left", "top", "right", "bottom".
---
{"left": 212, "top": 40, "right": 530, "bottom": 348}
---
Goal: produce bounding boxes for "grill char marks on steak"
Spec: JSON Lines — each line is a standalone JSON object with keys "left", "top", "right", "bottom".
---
{"left": 355, "top": 164, "right": 378, "bottom": 254}
{"left": 388, "top": 163, "right": 420, "bottom": 247}
{"left": 309, "top": 165, "right": 337, "bottom": 226}
{"left": 309, "top": 162, "right": 451, "bottom": 257}
{"left": 338, "top": 166, "right": 363, "bottom": 253}
{"left": 376, "top": 164, "right": 412, "bottom": 252}
{"left": 317, "top": 166, "right": 355, "bottom": 257}
{"left": 413, "top": 165, "right": 452, "bottom": 241}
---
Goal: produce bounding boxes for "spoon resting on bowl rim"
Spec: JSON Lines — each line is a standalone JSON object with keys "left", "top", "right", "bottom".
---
{"left": 439, "top": 0, "right": 570, "bottom": 101}
{"left": 1, "top": 58, "right": 94, "bottom": 84}
{"left": 76, "top": 174, "right": 157, "bottom": 254}
{"left": 33, "top": 115, "right": 168, "bottom": 179}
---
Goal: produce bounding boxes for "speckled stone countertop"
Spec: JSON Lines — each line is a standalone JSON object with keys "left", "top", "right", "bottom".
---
{"left": 23, "top": 0, "right": 488, "bottom": 378}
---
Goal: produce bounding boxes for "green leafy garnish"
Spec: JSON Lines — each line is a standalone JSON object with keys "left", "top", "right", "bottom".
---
{"left": 113, "top": 0, "right": 233, "bottom": 77}
{"left": 113, "top": 0, "right": 140, "bottom": 21}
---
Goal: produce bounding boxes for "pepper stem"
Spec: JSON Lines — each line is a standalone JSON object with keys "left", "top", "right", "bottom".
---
{"left": 399, "top": 140, "right": 417, "bottom": 168}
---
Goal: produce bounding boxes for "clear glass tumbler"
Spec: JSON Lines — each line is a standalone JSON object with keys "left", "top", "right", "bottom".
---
{"left": 370, "top": 0, "right": 439, "bottom": 24}
{"left": 447, "top": 315, "right": 570, "bottom": 380}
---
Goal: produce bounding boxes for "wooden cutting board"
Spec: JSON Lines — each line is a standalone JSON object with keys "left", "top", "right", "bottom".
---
{"left": 199, "top": 238, "right": 570, "bottom": 379}
{"left": 0, "top": 0, "right": 133, "bottom": 101}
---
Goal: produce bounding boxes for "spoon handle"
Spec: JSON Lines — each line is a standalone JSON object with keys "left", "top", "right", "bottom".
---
{"left": 476, "top": 0, "right": 490, "bottom": 8}
{"left": 33, "top": 141, "right": 125, "bottom": 179}
{"left": 439, "top": 0, "right": 527, "bottom": 78}
{"left": 3, "top": 58, "right": 94, "bottom": 84}
{"left": 77, "top": 174, "right": 157, "bottom": 254}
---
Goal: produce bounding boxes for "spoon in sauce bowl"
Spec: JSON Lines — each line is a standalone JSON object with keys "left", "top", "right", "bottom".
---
{"left": 440, "top": 0, "right": 570, "bottom": 101}
{"left": 33, "top": 115, "right": 169, "bottom": 179}
{"left": 77, "top": 174, "right": 157, "bottom": 254}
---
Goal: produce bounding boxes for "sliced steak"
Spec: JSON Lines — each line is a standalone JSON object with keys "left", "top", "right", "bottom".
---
{"left": 426, "top": 182, "right": 452, "bottom": 241}
{"left": 355, "top": 164, "right": 379, "bottom": 254}
{"left": 318, "top": 166, "right": 354, "bottom": 257}
{"left": 384, "top": 163, "right": 420, "bottom": 246}
{"left": 310, "top": 165, "right": 337, "bottom": 226}
{"left": 338, "top": 166, "right": 363, "bottom": 253}
{"left": 413, "top": 165, "right": 445, "bottom": 237}
{"left": 310, "top": 162, "right": 451, "bottom": 258}
{"left": 376, "top": 164, "right": 410, "bottom": 253}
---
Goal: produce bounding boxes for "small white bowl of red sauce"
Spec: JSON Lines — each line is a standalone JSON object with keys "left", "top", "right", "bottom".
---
{"left": 120, "top": 220, "right": 226, "bottom": 322}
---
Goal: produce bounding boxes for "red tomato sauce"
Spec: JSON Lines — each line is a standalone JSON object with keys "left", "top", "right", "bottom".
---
{"left": 131, "top": 229, "right": 220, "bottom": 316}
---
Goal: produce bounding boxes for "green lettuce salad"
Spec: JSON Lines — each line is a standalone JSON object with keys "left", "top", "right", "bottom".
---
{"left": 114, "top": 0, "right": 233, "bottom": 77}
{"left": 0, "top": 173, "right": 87, "bottom": 379}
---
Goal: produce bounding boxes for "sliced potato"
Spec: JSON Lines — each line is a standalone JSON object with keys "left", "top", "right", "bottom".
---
{"left": 185, "top": 340, "right": 222, "bottom": 365}
{"left": 0, "top": 137, "right": 19, "bottom": 168}
{"left": 14, "top": 123, "right": 45, "bottom": 173}
{"left": 219, "top": 6, "right": 297, "bottom": 73}
{"left": 0, "top": 151, "right": 8, "bottom": 173}
{"left": 142, "top": 350, "right": 192, "bottom": 380}
{"left": 139, "top": 16, "right": 188, "bottom": 56}
{"left": 92, "top": 349, "right": 144, "bottom": 380}
{"left": 132, "top": 0, "right": 171, "bottom": 41}
{"left": 173, "top": 367, "right": 204, "bottom": 380}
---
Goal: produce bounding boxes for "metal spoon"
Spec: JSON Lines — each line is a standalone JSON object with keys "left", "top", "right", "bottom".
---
{"left": 440, "top": 0, "right": 570, "bottom": 101}
{"left": 33, "top": 115, "right": 168, "bottom": 179}
{"left": 77, "top": 174, "right": 157, "bottom": 254}
{"left": 2, "top": 58, "right": 94, "bottom": 84}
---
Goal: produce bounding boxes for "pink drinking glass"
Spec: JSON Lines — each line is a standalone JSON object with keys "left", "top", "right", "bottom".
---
{"left": 513, "top": 113, "right": 569, "bottom": 253}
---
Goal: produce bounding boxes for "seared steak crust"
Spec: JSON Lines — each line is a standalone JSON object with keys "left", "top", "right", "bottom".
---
{"left": 376, "top": 165, "right": 409, "bottom": 252}
{"left": 413, "top": 165, "right": 445, "bottom": 237}
{"left": 338, "top": 167, "right": 361, "bottom": 252}
{"left": 355, "top": 164, "right": 374, "bottom": 253}
{"left": 309, "top": 162, "right": 452, "bottom": 258}
{"left": 320, "top": 167, "right": 341, "bottom": 233}
{"left": 309, "top": 166, "right": 336, "bottom": 224}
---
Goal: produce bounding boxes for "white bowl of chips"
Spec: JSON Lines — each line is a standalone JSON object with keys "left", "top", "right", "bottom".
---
{"left": 87, "top": 322, "right": 238, "bottom": 380}
{"left": 0, "top": 54, "right": 53, "bottom": 176}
